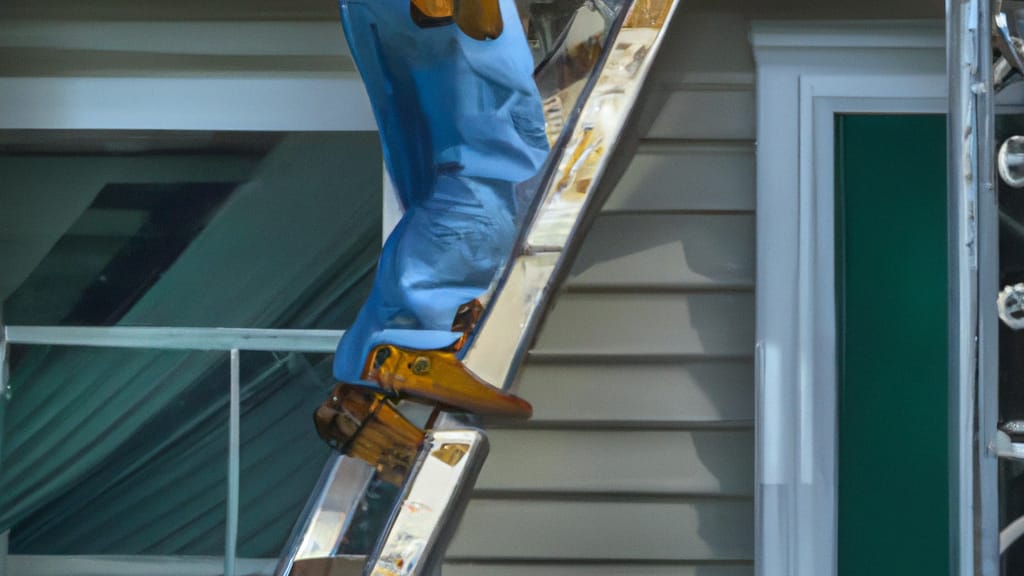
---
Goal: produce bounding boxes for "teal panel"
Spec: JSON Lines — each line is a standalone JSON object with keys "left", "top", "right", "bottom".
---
{"left": 2, "top": 132, "right": 384, "bottom": 557}
{"left": 836, "top": 114, "right": 949, "bottom": 576}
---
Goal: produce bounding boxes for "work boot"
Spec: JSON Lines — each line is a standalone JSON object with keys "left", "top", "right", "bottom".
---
{"left": 362, "top": 344, "right": 533, "bottom": 419}
{"left": 409, "top": 0, "right": 503, "bottom": 39}
{"left": 314, "top": 384, "right": 424, "bottom": 486}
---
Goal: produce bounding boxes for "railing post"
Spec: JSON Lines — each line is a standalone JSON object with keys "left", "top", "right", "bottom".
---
{"left": 225, "top": 349, "right": 241, "bottom": 576}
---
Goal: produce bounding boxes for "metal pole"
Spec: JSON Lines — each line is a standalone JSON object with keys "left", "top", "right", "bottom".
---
{"left": 948, "top": 0, "right": 996, "bottom": 574}
{"left": 225, "top": 349, "right": 241, "bottom": 576}
{"left": 948, "top": 1, "right": 972, "bottom": 573}
{"left": 977, "top": 5, "right": 1002, "bottom": 575}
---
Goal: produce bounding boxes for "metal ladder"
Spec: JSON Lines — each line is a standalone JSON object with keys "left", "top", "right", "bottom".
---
{"left": 273, "top": 0, "right": 681, "bottom": 573}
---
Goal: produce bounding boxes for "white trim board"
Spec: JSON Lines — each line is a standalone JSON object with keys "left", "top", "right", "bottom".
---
{"left": 0, "top": 76, "right": 374, "bottom": 131}
{"left": 751, "top": 20, "right": 948, "bottom": 576}
{"left": 0, "top": 20, "right": 353, "bottom": 58}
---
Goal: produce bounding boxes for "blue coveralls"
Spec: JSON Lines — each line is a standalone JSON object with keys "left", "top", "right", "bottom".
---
{"left": 333, "top": 0, "right": 550, "bottom": 385}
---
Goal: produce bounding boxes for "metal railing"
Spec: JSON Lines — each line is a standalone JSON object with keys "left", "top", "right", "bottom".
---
{"left": 0, "top": 324, "right": 347, "bottom": 576}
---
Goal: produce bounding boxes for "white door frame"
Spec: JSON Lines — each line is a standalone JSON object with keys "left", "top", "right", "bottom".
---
{"left": 751, "top": 21, "right": 951, "bottom": 576}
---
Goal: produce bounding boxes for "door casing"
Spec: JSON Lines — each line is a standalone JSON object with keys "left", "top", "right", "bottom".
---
{"left": 751, "top": 20, "right": 950, "bottom": 576}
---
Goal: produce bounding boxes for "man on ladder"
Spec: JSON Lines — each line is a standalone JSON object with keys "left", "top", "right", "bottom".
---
{"left": 313, "top": 0, "right": 548, "bottom": 483}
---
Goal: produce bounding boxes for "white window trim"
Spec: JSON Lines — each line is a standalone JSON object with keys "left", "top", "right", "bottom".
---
{"left": 751, "top": 20, "right": 951, "bottom": 576}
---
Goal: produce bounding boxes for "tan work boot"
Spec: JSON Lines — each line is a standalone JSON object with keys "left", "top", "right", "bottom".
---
{"left": 314, "top": 384, "right": 424, "bottom": 486}
{"left": 409, "top": 0, "right": 503, "bottom": 40}
{"left": 362, "top": 344, "right": 532, "bottom": 419}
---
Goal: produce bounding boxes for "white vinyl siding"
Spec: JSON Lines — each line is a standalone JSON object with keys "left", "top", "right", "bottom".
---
{"left": 446, "top": 9, "right": 756, "bottom": 575}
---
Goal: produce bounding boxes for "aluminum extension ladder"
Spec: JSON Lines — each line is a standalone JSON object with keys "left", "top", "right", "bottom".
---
{"left": 273, "top": 0, "right": 680, "bottom": 573}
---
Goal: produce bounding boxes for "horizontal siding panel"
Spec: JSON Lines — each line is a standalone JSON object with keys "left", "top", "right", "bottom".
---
{"left": 532, "top": 293, "right": 754, "bottom": 357}
{"left": 514, "top": 361, "right": 754, "bottom": 424}
{"left": 443, "top": 563, "right": 753, "bottom": 576}
{"left": 455, "top": 9, "right": 758, "bottom": 567}
{"left": 655, "top": 12, "right": 754, "bottom": 87}
{"left": 476, "top": 429, "right": 754, "bottom": 496}
{"left": 449, "top": 499, "right": 754, "bottom": 561}
{"left": 569, "top": 214, "right": 754, "bottom": 290}
{"left": 604, "top": 142, "right": 755, "bottom": 212}
{"left": 644, "top": 87, "right": 755, "bottom": 141}
{"left": 0, "top": 47, "right": 350, "bottom": 77}
{"left": 0, "top": 21, "right": 349, "bottom": 56}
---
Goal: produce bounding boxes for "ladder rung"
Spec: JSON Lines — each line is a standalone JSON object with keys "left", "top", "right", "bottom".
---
{"left": 290, "top": 555, "right": 367, "bottom": 576}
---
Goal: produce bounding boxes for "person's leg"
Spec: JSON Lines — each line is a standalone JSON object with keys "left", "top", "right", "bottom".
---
{"left": 332, "top": 0, "right": 461, "bottom": 386}
{"left": 340, "top": 0, "right": 435, "bottom": 206}
{"left": 321, "top": 0, "right": 541, "bottom": 475}
{"left": 332, "top": 175, "right": 517, "bottom": 382}
{"left": 391, "top": 175, "right": 517, "bottom": 329}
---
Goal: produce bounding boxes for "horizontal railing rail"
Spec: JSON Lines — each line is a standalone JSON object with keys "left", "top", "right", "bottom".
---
{"left": 3, "top": 325, "right": 344, "bottom": 352}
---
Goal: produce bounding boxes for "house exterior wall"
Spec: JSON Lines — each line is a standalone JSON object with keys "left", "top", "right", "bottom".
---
{"left": 445, "top": 1, "right": 940, "bottom": 572}
{"left": 0, "top": 0, "right": 942, "bottom": 572}
{"left": 443, "top": 9, "right": 758, "bottom": 575}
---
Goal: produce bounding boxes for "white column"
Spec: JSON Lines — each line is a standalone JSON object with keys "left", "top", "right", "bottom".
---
{"left": 382, "top": 166, "right": 403, "bottom": 240}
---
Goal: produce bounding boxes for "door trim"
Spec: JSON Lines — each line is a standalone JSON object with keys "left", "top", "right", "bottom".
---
{"left": 751, "top": 20, "right": 947, "bottom": 576}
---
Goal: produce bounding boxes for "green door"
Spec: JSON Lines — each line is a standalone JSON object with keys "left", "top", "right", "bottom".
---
{"left": 835, "top": 114, "right": 949, "bottom": 575}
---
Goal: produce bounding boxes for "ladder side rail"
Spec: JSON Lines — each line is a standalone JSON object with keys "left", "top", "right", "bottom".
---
{"left": 462, "top": 0, "right": 684, "bottom": 391}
